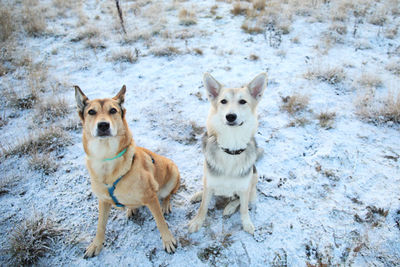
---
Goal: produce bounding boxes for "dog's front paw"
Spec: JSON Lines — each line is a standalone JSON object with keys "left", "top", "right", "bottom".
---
{"left": 84, "top": 241, "right": 103, "bottom": 259}
{"left": 242, "top": 221, "right": 255, "bottom": 235}
{"left": 162, "top": 233, "right": 177, "bottom": 254}
{"left": 188, "top": 217, "right": 204, "bottom": 233}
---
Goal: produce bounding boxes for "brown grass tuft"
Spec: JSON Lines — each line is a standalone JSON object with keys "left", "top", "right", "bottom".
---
{"left": 22, "top": 0, "right": 47, "bottom": 37}
{"left": 179, "top": 8, "right": 197, "bottom": 26}
{"left": 281, "top": 94, "right": 309, "bottom": 115}
{"left": 241, "top": 19, "right": 264, "bottom": 34}
{"left": 151, "top": 46, "right": 182, "bottom": 57}
{"left": 0, "top": 6, "right": 14, "bottom": 41}
{"left": 357, "top": 73, "right": 383, "bottom": 88}
{"left": 28, "top": 152, "right": 58, "bottom": 174}
{"left": 231, "top": 1, "right": 251, "bottom": 16}
{"left": 2, "top": 127, "right": 71, "bottom": 157}
{"left": 7, "top": 214, "right": 63, "bottom": 266}
{"left": 355, "top": 89, "right": 400, "bottom": 124}
{"left": 304, "top": 65, "right": 346, "bottom": 85}
{"left": 109, "top": 48, "right": 139, "bottom": 63}
{"left": 317, "top": 111, "right": 336, "bottom": 129}
{"left": 35, "top": 97, "right": 70, "bottom": 123}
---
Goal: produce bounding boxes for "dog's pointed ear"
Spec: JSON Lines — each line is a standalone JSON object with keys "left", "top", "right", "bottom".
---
{"left": 247, "top": 73, "right": 267, "bottom": 101}
{"left": 74, "top": 85, "right": 88, "bottom": 120}
{"left": 204, "top": 73, "right": 222, "bottom": 101}
{"left": 113, "top": 85, "right": 126, "bottom": 105}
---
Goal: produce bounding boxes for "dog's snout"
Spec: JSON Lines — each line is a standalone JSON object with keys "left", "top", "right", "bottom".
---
{"left": 98, "top": 122, "right": 110, "bottom": 132}
{"left": 226, "top": 113, "right": 237, "bottom": 122}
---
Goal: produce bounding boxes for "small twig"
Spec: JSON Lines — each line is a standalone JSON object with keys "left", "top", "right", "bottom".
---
{"left": 115, "top": 0, "right": 126, "bottom": 34}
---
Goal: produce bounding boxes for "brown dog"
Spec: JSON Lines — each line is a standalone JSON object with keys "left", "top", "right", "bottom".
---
{"left": 74, "top": 85, "right": 180, "bottom": 258}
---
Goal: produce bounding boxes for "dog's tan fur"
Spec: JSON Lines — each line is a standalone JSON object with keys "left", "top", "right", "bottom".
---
{"left": 74, "top": 85, "right": 180, "bottom": 258}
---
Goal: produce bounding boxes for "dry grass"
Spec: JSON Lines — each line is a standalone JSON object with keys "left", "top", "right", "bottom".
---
{"left": 0, "top": 6, "right": 14, "bottom": 41}
{"left": 252, "top": 0, "right": 266, "bottom": 11}
{"left": 179, "top": 8, "right": 197, "bottom": 26}
{"left": 28, "top": 152, "right": 58, "bottom": 174}
{"left": 281, "top": 94, "right": 310, "bottom": 115}
{"left": 355, "top": 89, "right": 400, "bottom": 124}
{"left": 2, "top": 85, "right": 39, "bottom": 110}
{"left": 288, "top": 117, "right": 310, "bottom": 127}
{"left": 109, "top": 48, "right": 139, "bottom": 63}
{"left": 7, "top": 214, "right": 63, "bottom": 266}
{"left": 35, "top": 97, "right": 70, "bottom": 123}
{"left": 386, "top": 59, "right": 400, "bottom": 76}
{"left": 317, "top": 111, "right": 336, "bottom": 129}
{"left": 357, "top": 72, "right": 383, "bottom": 88}
{"left": 2, "top": 127, "right": 71, "bottom": 157}
{"left": 22, "top": 0, "right": 47, "bottom": 37}
{"left": 231, "top": 1, "right": 251, "bottom": 16}
{"left": 304, "top": 65, "right": 346, "bottom": 85}
{"left": 150, "top": 46, "right": 182, "bottom": 57}
{"left": 241, "top": 19, "right": 264, "bottom": 34}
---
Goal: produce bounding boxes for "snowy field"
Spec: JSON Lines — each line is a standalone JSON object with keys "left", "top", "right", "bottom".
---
{"left": 1, "top": 0, "right": 399, "bottom": 266}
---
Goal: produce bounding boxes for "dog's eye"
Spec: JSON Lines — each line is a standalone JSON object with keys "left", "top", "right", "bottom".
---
{"left": 110, "top": 108, "right": 117, "bottom": 114}
{"left": 220, "top": 99, "right": 227, "bottom": 104}
{"left": 239, "top": 99, "right": 247, "bottom": 105}
{"left": 88, "top": 109, "right": 96, "bottom": 115}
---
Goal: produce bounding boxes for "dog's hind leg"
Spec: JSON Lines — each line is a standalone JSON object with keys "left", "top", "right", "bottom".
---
{"left": 160, "top": 170, "right": 180, "bottom": 215}
{"left": 223, "top": 198, "right": 240, "bottom": 216}
{"left": 190, "top": 191, "right": 203, "bottom": 203}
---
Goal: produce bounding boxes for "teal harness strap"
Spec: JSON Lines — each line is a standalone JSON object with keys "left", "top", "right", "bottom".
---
{"left": 103, "top": 148, "right": 127, "bottom": 162}
{"left": 106, "top": 154, "right": 135, "bottom": 207}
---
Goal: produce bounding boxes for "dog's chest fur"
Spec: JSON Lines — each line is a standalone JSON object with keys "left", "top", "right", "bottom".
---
{"left": 202, "top": 133, "right": 258, "bottom": 196}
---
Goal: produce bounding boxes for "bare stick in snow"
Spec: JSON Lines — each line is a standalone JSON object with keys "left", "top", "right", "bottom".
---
{"left": 115, "top": 0, "right": 126, "bottom": 34}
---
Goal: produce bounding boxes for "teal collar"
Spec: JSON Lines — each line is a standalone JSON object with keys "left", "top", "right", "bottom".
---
{"left": 103, "top": 148, "right": 127, "bottom": 162}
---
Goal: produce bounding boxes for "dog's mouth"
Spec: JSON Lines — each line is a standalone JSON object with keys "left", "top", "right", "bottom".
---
{"left": 226, "top": 121, "right": 244, "bottom": 127}
{"left": 96, "top": 130, "right": 112, "bottom": 138}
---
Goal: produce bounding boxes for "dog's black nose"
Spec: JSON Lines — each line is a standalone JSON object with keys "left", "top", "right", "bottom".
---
{"left": 98, "top": 122, "right": 110, "bottom": 132}
{"left": 226, "top": 113, "right": 237, "bottom": 122}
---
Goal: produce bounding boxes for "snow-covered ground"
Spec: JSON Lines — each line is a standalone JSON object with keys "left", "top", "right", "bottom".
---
{"left": 1, "top": 0, "right": 399, "bottom": 266}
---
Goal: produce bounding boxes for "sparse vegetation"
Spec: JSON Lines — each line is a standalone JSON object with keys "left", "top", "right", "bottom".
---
{"left": 355, "top": 89, "right": 400, "bottom": 124}
{"left": 281, "top": 94, "right": 310, "bottom": 115}
{"left": 357, "top": 72, "right": 383, "bottom": 89}
{"left": 2, "top": 127, "right": 71, "bottom": 157}
{"left": 304, "top": 65, "right": 346, "bottom": 85}
{"left": 0, "top": 7, "right": 14, "bottom": 41}
{"left": 109, "top": 48, "right": 139, "bottom": 63}
{"left": 35, "top": 97, "right": 70, "bottom": 123}
{"left": 28, "top": 152, "right": 58, "bottom": 174}
{"left": 317, "top": 111, "right": 336, "bottom": 129}
{"left": 241, "top": 19, "right": 264, "bottom": 34}
{"left": 22, "top": 0, "right": 47, "bottom": 37}
{"left": 151, "top": 46, "right": 182, "bottom": 57}
{"left": 179, "top": 8, "right": 197, "bottom": 26}
{"left": 7, "top": 214, "right": 63, "bottom": 266}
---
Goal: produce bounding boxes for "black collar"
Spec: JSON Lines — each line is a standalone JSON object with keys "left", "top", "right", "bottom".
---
{"left": 221, "top": 147, "right": 246, "bottom": 155}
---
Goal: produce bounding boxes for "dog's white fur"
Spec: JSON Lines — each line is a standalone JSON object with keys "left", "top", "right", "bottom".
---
{"left": 188, "top": 73, "right": 267, "bottom": 234}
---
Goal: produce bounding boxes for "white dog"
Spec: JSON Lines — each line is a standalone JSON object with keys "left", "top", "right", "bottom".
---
{"left": 188, "top": 73, "right": 267, "bottom": 234}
